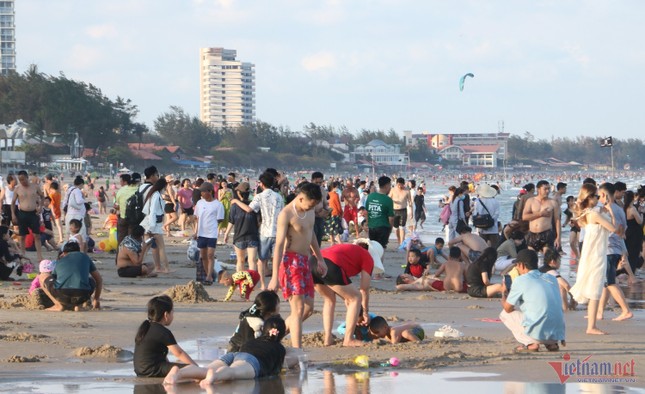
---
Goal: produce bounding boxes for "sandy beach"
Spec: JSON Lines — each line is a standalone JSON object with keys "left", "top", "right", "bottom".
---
{"left": 0, "top": 213, "right": 643, "bottom": 391}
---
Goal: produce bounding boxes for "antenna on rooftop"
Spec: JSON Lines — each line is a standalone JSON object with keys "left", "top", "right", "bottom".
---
{"left": 498, "top": 120, "right": 504, "bottom": 133}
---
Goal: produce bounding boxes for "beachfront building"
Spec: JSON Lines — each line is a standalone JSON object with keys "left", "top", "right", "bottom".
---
{"left": 351, "top": 139, "right": 409, "bottom": 169}
{"left": 404, "top": 131, "right": 509, "bottom": 168}
{"left": 199, "top": 48, "right": 255, "bottom": 129}
{"left": 0, "top": 0, "right": 16, "bottom": 75}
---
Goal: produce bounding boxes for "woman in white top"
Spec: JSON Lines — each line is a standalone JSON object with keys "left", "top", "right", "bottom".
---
{"left": 143, "top": 178, "right": 170, "bottom": 273}
{"left": 569, "top": 183, "right": 619, "bottom": 335}
{"left": 0, "top": 174, "right": 16, "bottom": 227}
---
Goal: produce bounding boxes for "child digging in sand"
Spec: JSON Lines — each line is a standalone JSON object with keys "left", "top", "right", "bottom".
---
{"left": 164, "top": 316, "right": 301, "bottom": 387}
{"left": 219, "top": 269, "right": 261, "bottom": 301}
{"left": 368, "top": 316, "right": 425, "bottom": 343}
{"left": 134, "top": 295, "right": 197, "bottom": 378}
{"left": 228, "top": 290, "right": 281, "bottom": 352}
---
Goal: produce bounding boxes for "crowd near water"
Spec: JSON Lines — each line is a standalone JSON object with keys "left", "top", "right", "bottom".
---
{"left": 0, "top": 167, "right": 642, "bottom": 387}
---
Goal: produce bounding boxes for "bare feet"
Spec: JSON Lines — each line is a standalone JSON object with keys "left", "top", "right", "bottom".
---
{"left": 586, "top": 328, "right": 607, "bottom": 335}
{"left": 342, "top": 338, "right": 365, "bottom": 347}
{"left": 163, "top": 365, "right": 180, "bottom": 385}
{"left": 613, "top": 311, "right": 633, "bottom": 321}
{"left": 199, "top": 369, "right": 216, "bottom": 388}
{"left": 46, "top": 305, "right": 64, "bottom": 312}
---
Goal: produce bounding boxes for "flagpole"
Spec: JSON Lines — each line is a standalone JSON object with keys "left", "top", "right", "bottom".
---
{"left": 611, "top": 145, "right": 614, "bottom": 177}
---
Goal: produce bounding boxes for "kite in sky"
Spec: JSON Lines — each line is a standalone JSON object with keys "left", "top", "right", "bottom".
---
{"left": 459, "top": 73, "right": 474, "bottom": 92}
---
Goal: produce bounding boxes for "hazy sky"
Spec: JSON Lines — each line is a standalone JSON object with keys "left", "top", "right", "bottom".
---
{"left": 15, "top": 0, "right": 645, "bottom": 139}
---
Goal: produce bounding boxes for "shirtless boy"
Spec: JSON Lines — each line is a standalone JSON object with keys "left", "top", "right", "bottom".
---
{"left": 388, "top": 177, "right": 412, "bottom": 245}
{"left": 448, "top": 226, "right": 488, "bottom": 264}
{"left": 11, "top": 171, "right": 44, "bottom": 262}
{"left": 433, "top": 246, "right": 468, "bottom": 292}
{"left": 268, "top": 182, "right": 328, "bottom": 348}
{"left": 522, "top": 180, "right": 561, "bottom": 253}
{"left": 396, "top": 247, "right": 467, "bottom": 293}
{"left": 368, "top": 316, "right": 425, "bottom": 343}
{"left": 116, "top": 225, "right": 155, "bottom": 278}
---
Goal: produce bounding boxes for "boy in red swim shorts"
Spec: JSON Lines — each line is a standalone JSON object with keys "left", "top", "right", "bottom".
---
{"left": 268, "top": 182, "right": 327, "bottom": 348}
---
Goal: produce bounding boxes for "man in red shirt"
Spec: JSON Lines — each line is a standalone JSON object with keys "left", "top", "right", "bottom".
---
{"left": 310, "top": 243, "right": 377, "bottom": 347}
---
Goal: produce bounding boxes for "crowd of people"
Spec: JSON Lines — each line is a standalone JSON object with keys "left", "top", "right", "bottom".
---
{"left": 0, "top": 166, "right": 642, "bottom": 385}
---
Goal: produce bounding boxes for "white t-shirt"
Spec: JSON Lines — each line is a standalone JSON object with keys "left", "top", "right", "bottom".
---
{"left": 194, "top": 199, "right": 225, "bottom": 239}
{"left": 249, "top": 189, "right": 284, "bottom": 238}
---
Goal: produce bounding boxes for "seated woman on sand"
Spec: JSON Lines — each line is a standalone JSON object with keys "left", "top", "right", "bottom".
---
{"left": 163, "top": 316, "right": 301, "bottom": 388}
{"left": 466, "top": 247, "right": 504, "bottom": 298}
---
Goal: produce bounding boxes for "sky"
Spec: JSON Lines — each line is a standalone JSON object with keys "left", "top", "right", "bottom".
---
{"left": 14, "top": 0, "right": 645, "bottom": 140}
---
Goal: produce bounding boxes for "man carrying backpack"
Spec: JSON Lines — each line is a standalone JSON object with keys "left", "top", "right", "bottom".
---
{"left": 114, "top": 173, "right": 140, "bottom": 245}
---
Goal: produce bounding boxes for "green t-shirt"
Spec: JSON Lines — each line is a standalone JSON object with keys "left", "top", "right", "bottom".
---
{"left": 115, "top": 185, "right": 138, "bottom": 219}
{"left": 53, "top": 252, "right": 97, "bottom": 290}
{"left": 365, "top": 192, "right": 394, "bottom": 228}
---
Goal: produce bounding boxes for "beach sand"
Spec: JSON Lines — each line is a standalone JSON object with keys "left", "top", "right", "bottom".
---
{"left": 0, "top": 217, "right": 643, "bottom": 388}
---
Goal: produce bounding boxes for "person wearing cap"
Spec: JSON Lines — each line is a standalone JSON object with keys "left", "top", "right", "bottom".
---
{"left": 309, "top": 241, "right": 377, "bottom": 347}
{"left": 193, "top": 182, "right": 225, "bottom": 285}
{"left": 473, "top": 184, "right": 500, "bottom": 247}
{"left": 500, "top": 249, "right": 565, "bottom": 352}
{"left": 223, "top": 182, "right": 259, "bottom": 274}
{"left": 114, "top": 173, "right": 138, "bottom": 245}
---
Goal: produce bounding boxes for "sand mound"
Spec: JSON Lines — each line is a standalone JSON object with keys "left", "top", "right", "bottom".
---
{"left": 0, "top": 289, "right": 53, "bottom": 310}
{"left": 74, "top": 344, "right": 133, "bottom": 360}
{"left": 164, "top": 281, "right": 215, "bottom": 303}
{"left": 5, "top": 355, "right": 42, "bottom": 363}
{"left": 386, "top": 315, "right": 402, "bottom": 322}
{"left": 300, "top": 332, "right": 339, "bottom": 347}
{"left": 0, "top": 332, "right": 49, "bottom": 342}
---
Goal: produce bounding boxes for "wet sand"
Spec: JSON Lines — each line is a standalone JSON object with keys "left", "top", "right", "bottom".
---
{"left": 0, "top": 222, "right": 643, "bottom": 388}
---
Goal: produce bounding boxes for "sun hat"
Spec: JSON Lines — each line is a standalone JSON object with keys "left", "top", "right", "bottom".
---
{"left": 477, "top": 184, "right": 497, "bottom": 198}
{"left": 39, "top": 259, "right": 55, "bottom": 273}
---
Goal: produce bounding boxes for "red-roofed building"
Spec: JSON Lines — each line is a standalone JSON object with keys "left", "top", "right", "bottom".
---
{"left": 404, "top": 131, "right": 509, "bottom": 167}
{"left": 129, "top": 149, "right": 161, "bottom": 160}
{"left": 126, "top": 143, "right": 185, "bottom": 161}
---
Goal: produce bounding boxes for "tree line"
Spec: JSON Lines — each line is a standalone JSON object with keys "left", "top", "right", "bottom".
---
{"left": 6, "top": 66, "right": 641, "bottom": 169}
{"left": 508, "top": 132, "right": 645, "bottom": 168}
{"left": 0, "top": 65, "right": 148, "bottom": 153}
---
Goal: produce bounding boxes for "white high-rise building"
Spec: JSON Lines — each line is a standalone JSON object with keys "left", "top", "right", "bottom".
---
{"left": 0, "top": 0, "right": 16, "bottom": 75}
{"left": 199, "top": 48, "right": 255, "bottom": 129}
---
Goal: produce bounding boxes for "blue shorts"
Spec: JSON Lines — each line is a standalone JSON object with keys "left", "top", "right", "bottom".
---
{"left": 606, "top": 254, "right": 621, "bottom": 286}
{"left": 197, "top": 236, "right": 217, "bottom": 249}
{"left": 219, "top": 352, "right": 260, "bottom": 378}
{"left": 234, "top": 240, "right": 259, "bottom": 250}
{"left": 258, "top": 236, "right": 276, "bottom": 261}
